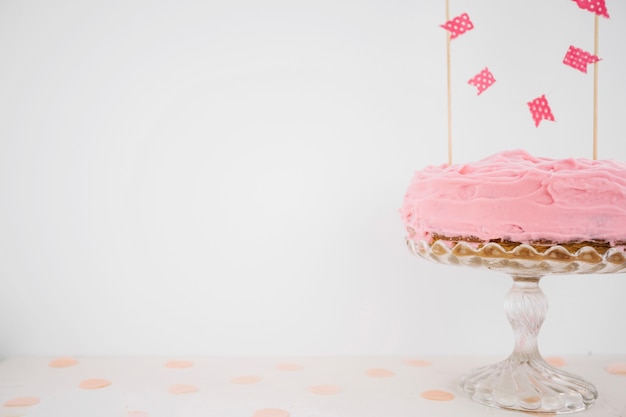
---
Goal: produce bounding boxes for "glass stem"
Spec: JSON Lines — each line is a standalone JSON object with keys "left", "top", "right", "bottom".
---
{"left": 505, "top": 276, "right": 548, "bottom": 362}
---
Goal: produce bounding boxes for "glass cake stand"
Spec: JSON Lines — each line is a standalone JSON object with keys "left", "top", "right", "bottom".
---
{"left": 406, "top": 238, "right": 626, "bottom": 414}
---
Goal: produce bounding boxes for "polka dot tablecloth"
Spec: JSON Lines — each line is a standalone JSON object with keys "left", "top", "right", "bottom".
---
{"left": 1, "top": 356, "right": 625, "bottom": 416}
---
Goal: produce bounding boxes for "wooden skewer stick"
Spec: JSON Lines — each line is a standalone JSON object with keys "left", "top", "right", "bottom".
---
{"left": 445, "top": 0, "right": 452, "bottom": 165}
{"left": 592, "top": 13, "right": 599, "bottom": 160}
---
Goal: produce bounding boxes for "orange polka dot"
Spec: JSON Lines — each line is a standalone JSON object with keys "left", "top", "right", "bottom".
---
{"left": 230, "top": 375, "right": 262, "bottom": 385}
{"left": 3, "top": 396, "right": 40, "bottom": 407}
{"left": 420, "top": 389, "right": 455, "bottom": 401}
{"left": 606, "top": 362, "right": 626, "bottom": 375}
{"left": 79, "top": 378, "right": 111, "bottom": 390}
{"left": 366, "top": 368, "right": 395, "bottom": 378}
{"left": 127, "top": 412, "right": 149, "bottom": 417}
{"left": 168, "top": 384, "right": 199, "bottom": 395}
{"left": 545, "top": 356, "right": 566, "bottom": 367}
{"left": 49, "top": 357, "right": 79, "bottom": 368}
{"left": 275, "top": 363, "right": 303, "bottom": 371}
{"left": 405, "top": 359, "right": 432, "bottom": 367}
{"left": 308, "top": 384, "right": 342, "bottom": 395}
{"left": 523, "top": 396, "right": 541, "bottom": 403}
{"left": 252, "top": 408, "right": 289, "bottom": 417}
{"left": 165, "top": 360, "right": 194, "bottom": 369}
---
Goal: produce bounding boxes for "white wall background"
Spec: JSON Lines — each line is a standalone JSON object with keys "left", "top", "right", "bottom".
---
{"left": 1, "top": 0, "right": 625, "bottom": 357}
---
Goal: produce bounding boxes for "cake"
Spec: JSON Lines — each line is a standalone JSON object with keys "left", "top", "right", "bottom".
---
{"left": 400, "top": 149, "right": 626, "bottom": 254}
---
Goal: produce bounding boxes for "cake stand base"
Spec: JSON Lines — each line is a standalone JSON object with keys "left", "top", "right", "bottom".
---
{"left": 459, "top": 276, "right": 597, "bottom": 413}
{"left": 461, "top": 357, "right": 597, "bottom": 413}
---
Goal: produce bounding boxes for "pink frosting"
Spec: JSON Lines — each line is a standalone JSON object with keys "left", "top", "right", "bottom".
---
{"left": 400, "top": 149, "right": 626, "bottom": 245}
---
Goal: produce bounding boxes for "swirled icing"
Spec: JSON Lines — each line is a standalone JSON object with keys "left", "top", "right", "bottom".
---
{"left": 400, "top": 149, "right": 626, "bottom": 245}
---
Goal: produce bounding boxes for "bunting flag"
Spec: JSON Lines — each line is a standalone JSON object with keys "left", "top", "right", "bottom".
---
{"left": 440, "top": 13, "right": 474, "bottom": 39}
{"left": 572, "top": 0, "right": 609, "bottom": 18}
{"left": 468, "top": 67, "right": 495, "bottom": 95}
{"left": 528, "top": 95, "right": 555, "bottom": 127}
{"left": 563, "top": 46, "right": 600, "bottom": 73}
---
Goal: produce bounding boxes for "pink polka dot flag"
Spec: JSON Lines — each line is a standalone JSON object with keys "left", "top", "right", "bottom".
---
{"left": 572, "top": 0, "right": 610, "bottom": 18}
{"left": 563, "top": 46, "right": 600, "bottom": 74}
{"left": 468, "top": 67, "right": 496, "bottom": 95}
{"left": 527, "top": 95, "right": 555, "bottom": 127}
{"left": 440, "top": 13, "right": 474, "bottom": 39}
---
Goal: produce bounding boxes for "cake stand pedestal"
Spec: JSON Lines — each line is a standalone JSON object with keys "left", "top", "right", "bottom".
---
{"left": 407, "top": 239, "right": 626, "bottom": 414}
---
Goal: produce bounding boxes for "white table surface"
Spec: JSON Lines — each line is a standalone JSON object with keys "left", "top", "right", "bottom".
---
{"left": 1, "top": 355, "right": 625, "bottom": 417}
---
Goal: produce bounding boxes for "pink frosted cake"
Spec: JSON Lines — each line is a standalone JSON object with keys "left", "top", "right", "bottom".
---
{"left": 400, "top": 149, "right": 626, "bottom": 253}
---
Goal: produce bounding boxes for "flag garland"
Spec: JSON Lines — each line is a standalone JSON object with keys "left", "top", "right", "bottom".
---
{"left": 440, "top": 0, "right": 611, "bottom": 150}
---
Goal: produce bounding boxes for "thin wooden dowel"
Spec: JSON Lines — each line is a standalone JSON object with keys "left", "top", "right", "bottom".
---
{"left": 445, "top": 0, "right": 452, "bottom": 165}
{"left": 593, "top": 13, "right": 599, "bottom": 160}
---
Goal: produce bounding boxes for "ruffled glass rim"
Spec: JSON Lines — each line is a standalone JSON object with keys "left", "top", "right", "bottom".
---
{"left": 406, "top": 239, "right": 626, "bottom": 275}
